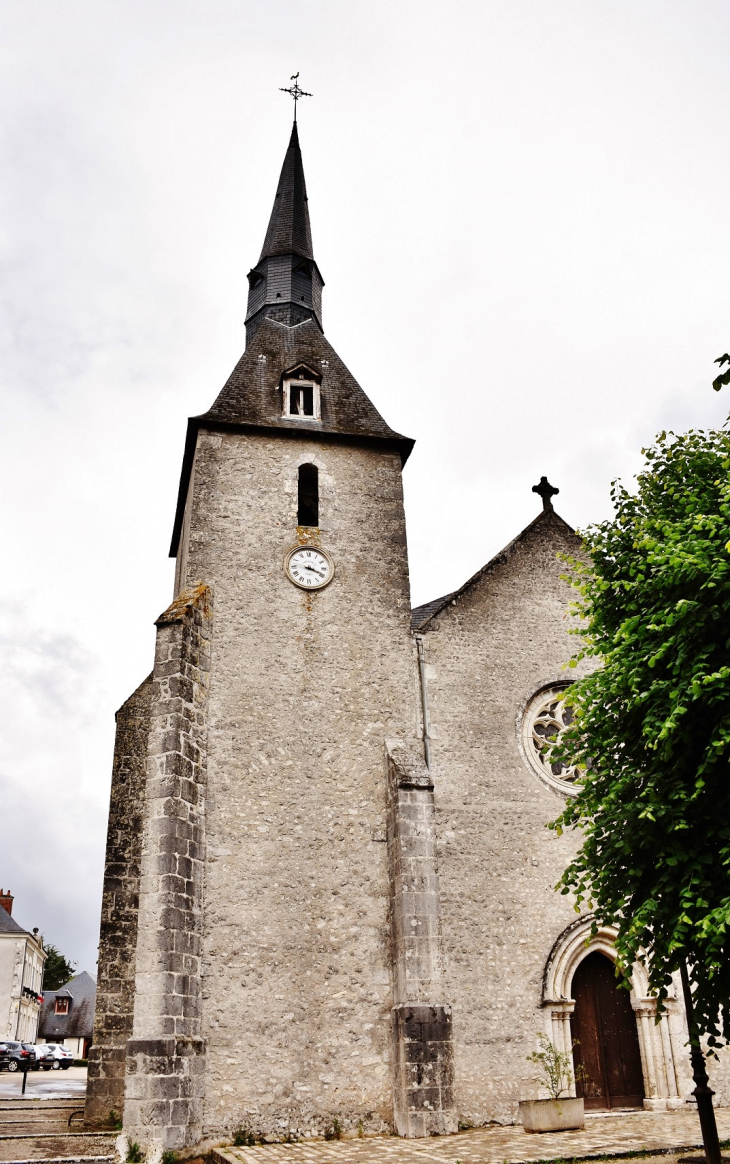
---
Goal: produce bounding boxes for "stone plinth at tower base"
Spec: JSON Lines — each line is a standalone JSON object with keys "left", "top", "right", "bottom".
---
{"left": 392, "top": 1004, "right": 457, "bottom": 1137}
{"left": 123, "top": 1037, "right": 206, "bottom": 1154}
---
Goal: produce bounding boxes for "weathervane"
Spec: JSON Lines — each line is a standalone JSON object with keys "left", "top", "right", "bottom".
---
{"left": 279, "top": 72, "right": 312, "bottom": 122}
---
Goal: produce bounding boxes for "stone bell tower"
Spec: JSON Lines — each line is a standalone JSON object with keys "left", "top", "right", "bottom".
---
{"left": 86, "top": 119, "right": 455, "bottom": 1154}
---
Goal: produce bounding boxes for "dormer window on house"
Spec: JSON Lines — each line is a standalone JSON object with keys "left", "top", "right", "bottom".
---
{"left": 54, "top": 997, "right": 69, "bottom": 1015}
{"left": 282, "top": 368, "right": 321, "bottom": 421}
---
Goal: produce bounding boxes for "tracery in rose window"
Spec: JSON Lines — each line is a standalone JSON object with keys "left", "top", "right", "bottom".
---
{"left": 520, "top": 685, "right": 581, "bottom": 793}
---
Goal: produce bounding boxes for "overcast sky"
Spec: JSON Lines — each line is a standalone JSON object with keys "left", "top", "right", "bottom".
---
{"left": 1, "top": 0, "right": 729, "bottom": 974}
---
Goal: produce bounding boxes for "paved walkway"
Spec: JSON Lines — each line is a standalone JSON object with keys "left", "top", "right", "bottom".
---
{"left": 215, "top": 1108, "right": 730, "bottom": 1164}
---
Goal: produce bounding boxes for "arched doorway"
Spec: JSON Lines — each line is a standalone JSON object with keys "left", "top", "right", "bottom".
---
{"left": 571, "top": 951, "right": 645, "bottom": 1110}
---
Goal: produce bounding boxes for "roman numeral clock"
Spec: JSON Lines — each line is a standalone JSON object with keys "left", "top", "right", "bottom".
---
{"left": 284, "top": 545, "right": 334, "bottom": 590}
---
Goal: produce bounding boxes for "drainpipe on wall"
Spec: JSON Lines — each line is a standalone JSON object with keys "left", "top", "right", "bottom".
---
{"left": 415, "top": 634, "right": 431, "bottom": 771}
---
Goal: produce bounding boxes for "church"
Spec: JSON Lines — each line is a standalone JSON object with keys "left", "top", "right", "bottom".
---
{"left": 85, "top": 116, "right": 701, "bottom": 1155}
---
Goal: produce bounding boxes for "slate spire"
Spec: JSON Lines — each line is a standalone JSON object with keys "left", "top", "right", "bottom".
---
{"left": 170, "top": 118, "right": 415, "bottom": 555}
{"left": 259, "top": 122, "right": 313, "bottom": 262}
{"left": 245, "top": 122, "right": 323, "bottom": 338}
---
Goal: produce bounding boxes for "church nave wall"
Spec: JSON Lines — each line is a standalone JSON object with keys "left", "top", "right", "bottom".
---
{"left": 417, "top": 512, "right": 588, "bottom": 1126}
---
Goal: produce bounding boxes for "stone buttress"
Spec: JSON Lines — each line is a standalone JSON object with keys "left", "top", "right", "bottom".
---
{"left": 121, "top": 584, "right": 212, "bottom": 1156}
{"left": 85, "top": 676, "right": 152, "bottom": 1125}
{"left": 386, "top": 743, "right": 456, "bottom": 1136}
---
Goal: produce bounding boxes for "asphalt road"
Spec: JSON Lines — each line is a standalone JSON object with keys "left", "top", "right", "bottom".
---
{"left": 0, "top": 1066, "right": 86, "bottom": 1099}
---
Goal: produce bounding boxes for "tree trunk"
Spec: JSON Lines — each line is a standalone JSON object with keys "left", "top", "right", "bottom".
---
{"left": 679, "top": 961, "right": 721, "bottom": 1164}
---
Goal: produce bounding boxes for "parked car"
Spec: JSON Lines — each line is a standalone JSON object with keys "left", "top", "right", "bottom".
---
{"left": 38, "top": 1044, "right": 73, "bottom": 1070}
{"left": 0, "top": 1041, "right": 37, "bottom": 1071}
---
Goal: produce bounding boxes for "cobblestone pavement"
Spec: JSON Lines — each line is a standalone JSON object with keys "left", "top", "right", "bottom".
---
{"left": 215, "top": 1108, "right": 730, "bottom": 1164}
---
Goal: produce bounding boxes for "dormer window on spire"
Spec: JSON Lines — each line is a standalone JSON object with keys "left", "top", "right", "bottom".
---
{"left": 282, "top": 366, "right": 321, "bottom": 421}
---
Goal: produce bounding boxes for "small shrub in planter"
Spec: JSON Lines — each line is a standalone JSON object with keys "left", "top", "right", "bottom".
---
{"left": 519, "top": 1033, "right": 586, "bottom": 1133}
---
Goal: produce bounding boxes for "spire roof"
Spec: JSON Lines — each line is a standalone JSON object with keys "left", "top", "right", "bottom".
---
{"left": 168, "top": 119, "right": 415, "bottom": 558}
{"left": 169, "top": 317, "right": 414, "bottom": 557}
{"left": 259, "top": 122, "right": 313, "bottom": 262}
{"left": 201, "top": 318, "right": 411, "bottom": 448}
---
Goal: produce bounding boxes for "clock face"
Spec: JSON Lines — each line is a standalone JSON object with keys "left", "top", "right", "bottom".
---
{"left": 285, "top": 546, "right": 334, "bottom": 590}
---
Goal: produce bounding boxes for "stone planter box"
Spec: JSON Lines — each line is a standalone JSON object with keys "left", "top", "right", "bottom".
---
{"left": 519, "top": 1097, "right": 585, "bottom": 1132}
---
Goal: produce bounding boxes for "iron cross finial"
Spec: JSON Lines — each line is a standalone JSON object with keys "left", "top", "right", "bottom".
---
{"left": 279, "top": 72, "right": 313, "bottom": 122}
{"left": 532, "top": 476, "right": 559, "bottom": 512}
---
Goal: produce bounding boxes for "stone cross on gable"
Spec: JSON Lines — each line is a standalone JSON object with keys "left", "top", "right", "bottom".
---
{"left": 532, "top": 476, "right": 559, "bottom": 512}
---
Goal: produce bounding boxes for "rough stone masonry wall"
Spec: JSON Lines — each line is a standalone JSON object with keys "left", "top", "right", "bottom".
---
{"left": 179, "top": 430, "right": 418, "bottom": 1142}
{"left": 421, "top": 513, "right": 592, "bottom": 1126}
{"left": 85, "top": 674, "right": 152, "bottom": 1127}
{"left": 122, "top": 584, "right": 212, "bottom": 1156}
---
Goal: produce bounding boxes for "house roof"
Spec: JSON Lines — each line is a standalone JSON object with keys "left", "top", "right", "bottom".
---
{"left": 0, "top": 909, "right": 27, "bottom": 935}
{"left": 411, "top": 507, "right": 580, "bottom": 631}
{"left": 39, "top": 971, "right": 96, "bottom": 1041}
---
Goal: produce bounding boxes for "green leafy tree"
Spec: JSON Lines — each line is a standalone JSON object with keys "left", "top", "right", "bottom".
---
{"left": 551, "top": 425, "right": 730, "bottom": 1162}
{"left": 42, "top": 944, "right": 76, "bottom": 991}
{"left": 712, "top": 354, "right": 730, "bottom": 392}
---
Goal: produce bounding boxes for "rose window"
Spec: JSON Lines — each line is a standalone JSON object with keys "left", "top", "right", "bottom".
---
{"left": 519, "top": 685, "right": 581, "bottom": 795}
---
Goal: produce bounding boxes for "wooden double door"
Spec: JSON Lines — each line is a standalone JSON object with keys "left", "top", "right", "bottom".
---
{"left": 571, "top": 952, "right": 645, "bottom": 1110}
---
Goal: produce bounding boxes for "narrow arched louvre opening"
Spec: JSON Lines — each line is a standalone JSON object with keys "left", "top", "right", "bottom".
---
{"left": 298, "top": 464, "right": 319, "bottom": 527}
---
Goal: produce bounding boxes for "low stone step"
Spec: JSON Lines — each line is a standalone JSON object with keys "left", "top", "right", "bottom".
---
{"left": 0, "top": 1134, "right": 115, "bottom": 1163}
{"left": 0, "top": 1129, "right": 84, "bottom": 1139}
{"left": 0, "top": 1114, "right": 84, "bottom": 1122}
{"left": 0, "top": 1157, "right": 113, "bottom": 1164}
{"left": 0, "top": 1108, "right": 79, "bottom": 1114}
{"left": 0, "top": 1136, "right": 113, "bottom": 1142}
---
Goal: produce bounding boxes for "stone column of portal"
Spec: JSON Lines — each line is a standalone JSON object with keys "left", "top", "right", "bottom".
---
{"left": 659, "top": 1011, "right": 684, "bottom": 1107}
{"left": 121, "top": 584, "right": 212, "bottom": 1161}
{"left": 634, "top": 1001, "right": 664, "bottom": 1109}
{"left": 385, "top": 741, "right": 457, "bottom": 1138}
{"left": 545, "top": 1003, "right": 576, "bottom": 1097}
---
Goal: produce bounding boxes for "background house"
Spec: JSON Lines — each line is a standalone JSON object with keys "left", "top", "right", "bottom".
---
{"left": 0, "top": 890, "right": 46, "bottom": 1043}
{"left": 39, "top": 971, "right": 96, "bottom": 1059}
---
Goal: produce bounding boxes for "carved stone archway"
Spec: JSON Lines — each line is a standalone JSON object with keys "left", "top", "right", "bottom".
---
{"left": 542, "top": 917, "right": 685, "bottom": 1110}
